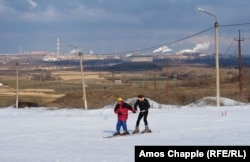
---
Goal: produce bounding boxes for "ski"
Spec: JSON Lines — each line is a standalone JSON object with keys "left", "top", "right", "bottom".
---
{"left": 104, "top": 130, "right": 154, "bottom": 138}
{"left": 141, "top": 129, "right": 152, "bottom": 134}
{"left": 133, "top": 130, "right": 152, "bottom": 135}
{"left": 103, "top": 133, "right": 131, "bottom": 138}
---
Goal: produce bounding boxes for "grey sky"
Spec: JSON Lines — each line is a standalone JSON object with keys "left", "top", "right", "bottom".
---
{"left": 0, "top": 0, "right": 250, "bottom": 55}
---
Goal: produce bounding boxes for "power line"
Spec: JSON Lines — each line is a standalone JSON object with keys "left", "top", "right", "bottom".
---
{"left": 220, "top": 22, "right": 250, "bottom": 27}
{"left": 222, "top": 39, "right": 235, "bottom": 56}
{"left": 222, "top": 25, "right": 250, "bottom": 56}
{"left": 99, "top": 22, "right": 250, "bottom": 55}
{"left": 99, "top": 27, "right": 213, "bottom": 55}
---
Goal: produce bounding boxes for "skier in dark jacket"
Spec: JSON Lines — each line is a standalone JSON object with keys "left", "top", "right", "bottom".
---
{"left": 113, "top": 97, "right": 136, "bottom": 135}
{"left": 133, "top": 95, "right": 151, "bottom": 134}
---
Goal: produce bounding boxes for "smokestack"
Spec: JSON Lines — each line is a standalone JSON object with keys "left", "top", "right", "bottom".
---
{"left": 57, "top": 38, "right": 60, "bottom": 57}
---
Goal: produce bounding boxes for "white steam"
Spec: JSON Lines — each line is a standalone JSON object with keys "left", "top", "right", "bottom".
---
{"left": 153, "top": 45, "right": 172, "bottom": 53}
{"left": 177, "top": 42, "right": 210, "bottom": 54}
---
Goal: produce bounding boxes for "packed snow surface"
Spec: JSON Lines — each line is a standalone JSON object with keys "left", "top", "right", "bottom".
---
{"left": 0, "top": 97, "right": 249, "bottom": 162}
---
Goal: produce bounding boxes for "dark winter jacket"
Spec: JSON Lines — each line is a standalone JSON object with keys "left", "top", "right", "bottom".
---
{"left": 134, "top": 98, "right": 150, "bottom": 112}
{"left": 114, "top": 101, "right": 135, "bottom": 121}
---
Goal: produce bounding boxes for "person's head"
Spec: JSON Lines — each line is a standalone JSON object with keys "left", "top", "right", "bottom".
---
{"left": 137, "top": 95, "right": 144, "bottom": 101}
{"left": 117, "top": 97, "right": 123, "bottom": 103}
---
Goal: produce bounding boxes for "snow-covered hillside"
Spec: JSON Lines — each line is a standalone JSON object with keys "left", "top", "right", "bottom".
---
{"left": 0, "top": 97, "right": 249, "bottom": 162}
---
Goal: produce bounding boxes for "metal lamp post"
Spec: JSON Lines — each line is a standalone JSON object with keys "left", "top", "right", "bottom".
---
{"left": 198, "top": 8, "right": 220, "bottom": 107}
{"left": 16, "top": 62, "right": 19, "bottom": 109}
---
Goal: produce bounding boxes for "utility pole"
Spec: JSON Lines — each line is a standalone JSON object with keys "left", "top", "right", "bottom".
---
{"left": 165, "top": 63, "right": 169, "bottom": 94}
{"left": 154, "top": 69, "right": 156, "bottom": 90}
{"left": 16, "top": 62, "right": 19, "bottom": 109}
{"left": 111, "top": 70, "right": 115, "bottom": 87}
{"left": 65, "top": 44, "right": 88, "bottom": 110}
{"left": 235, "top": 30, "right": 244, "bottom": 97}
{"left": 79, "top": 51, "right": 88, "bottom": 110}
{"left": 143, "top": 67, "right": 147, "bottom": 89}
{"left": 198, "top": 8, "right": 220, "bottom": 107}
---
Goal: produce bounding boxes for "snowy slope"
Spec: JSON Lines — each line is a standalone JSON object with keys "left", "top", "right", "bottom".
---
{"left": 0, "top": 97, "right": 249, "bottom": 162}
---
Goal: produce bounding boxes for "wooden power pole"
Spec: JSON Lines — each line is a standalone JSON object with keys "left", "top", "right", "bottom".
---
{"left": 235, "top": 30, "right": 244, "bottom": 96}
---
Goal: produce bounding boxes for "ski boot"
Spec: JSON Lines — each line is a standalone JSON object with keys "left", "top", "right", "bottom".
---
{"left": 113, "top": 131, "right": 120, "bottom": 136}
{"left": 132, "top": 126, "right": 140, "bottom": 134}
{"left": 141, "top": 125, "right": 152, "bottom": 133}
{"left": 121, "top": 130, "right": 130, "bottom": 135}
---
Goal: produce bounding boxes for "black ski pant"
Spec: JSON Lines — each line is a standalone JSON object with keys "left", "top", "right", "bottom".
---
{"left": 136, "top": 111, "right": 148, "bottom": 127}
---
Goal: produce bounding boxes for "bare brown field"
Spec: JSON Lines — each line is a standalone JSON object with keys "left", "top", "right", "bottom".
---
{"left": 1, "top": 64, "right": 250, "bottom": 108}
{"left": 52, "top": 71, "right": 108, "bottom": 81}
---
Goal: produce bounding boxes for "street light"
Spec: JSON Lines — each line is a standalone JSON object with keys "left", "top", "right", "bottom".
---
{"left": 66, "top": 44, "right": 88, "bottom": 110}
{"left": 198, "top": 8, "right": 220, "bottom": 107}
{"left": 16, "top": 62, "right": 19, "bottom": 109}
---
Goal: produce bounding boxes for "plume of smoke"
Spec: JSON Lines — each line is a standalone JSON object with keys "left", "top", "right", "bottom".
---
{"left": 177, "top": 42, "right": 210, "bottom": 54}
{"left": 153, "top": 45, "right": 172, "bottom": 53}
{"left": 89, "top": 50, "right": 94, "bottom": 55}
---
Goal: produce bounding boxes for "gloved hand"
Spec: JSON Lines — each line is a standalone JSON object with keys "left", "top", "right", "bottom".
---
{"left": 118, "top": 112, "right": 122, "bottom": 115}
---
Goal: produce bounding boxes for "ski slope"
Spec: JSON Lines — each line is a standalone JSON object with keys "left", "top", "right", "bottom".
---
{"left": 0, "top": 97, "right": 249, "bottom": 162}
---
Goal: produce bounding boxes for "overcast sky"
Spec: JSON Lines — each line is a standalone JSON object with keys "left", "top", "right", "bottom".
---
{"left": 0, "top": 0, "right": 250, "bottom": 55}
